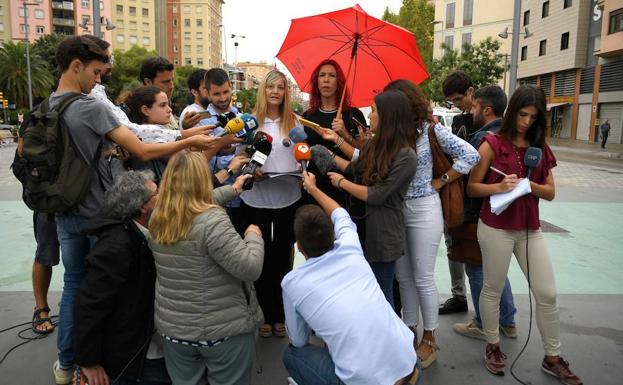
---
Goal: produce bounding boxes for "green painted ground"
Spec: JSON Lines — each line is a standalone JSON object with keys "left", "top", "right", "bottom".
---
{"left": 1, "top": 200, "right": 622, "bottom": 294}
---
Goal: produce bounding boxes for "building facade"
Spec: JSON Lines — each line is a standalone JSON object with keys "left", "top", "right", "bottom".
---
{"left": 111, "top": 0, "right": 156, "bottom": 52}
{"left": 237, "top": 61, "right": 273, "bottom": 83}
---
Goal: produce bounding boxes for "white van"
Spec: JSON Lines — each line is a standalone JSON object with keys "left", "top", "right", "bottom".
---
{"left": 432, "top": 107, "right": 460, "bottom": 129}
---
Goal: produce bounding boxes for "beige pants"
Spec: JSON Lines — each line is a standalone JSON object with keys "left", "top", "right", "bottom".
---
{"left": 477, "top": 220, "right": 561, "bottom": 356}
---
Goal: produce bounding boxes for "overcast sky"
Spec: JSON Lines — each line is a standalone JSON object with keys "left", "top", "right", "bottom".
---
{"left": 221, "top": 1, "right": 403, "bottom": 66}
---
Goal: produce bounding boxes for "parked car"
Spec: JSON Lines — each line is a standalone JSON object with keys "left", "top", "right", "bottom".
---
{"left": 432, "top": 107, "right": 460, "bottom": 128}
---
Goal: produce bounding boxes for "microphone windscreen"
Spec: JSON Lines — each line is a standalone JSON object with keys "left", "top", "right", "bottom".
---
{"left": 524, "top": 147, "right": 542, "bottom": 169}
{"left": 254, "top": 131, "right": 273, "bottom": 143}
{"left": 294, "top": 143, "right": 311, "bottom": 162}
{"left": 236, "top": 113, "right": 259, "bottom": 138}
{"left": 219, "top": 117, "right": 244, "bottom": 136}
{"left": 311, "top": 145, "right": 337, "bottom": 174}
{"left": 288, "top": 126, "right": 308, "bottom": 143}
{"left": 254, "top": 139, "right": 273, "bottom": 157}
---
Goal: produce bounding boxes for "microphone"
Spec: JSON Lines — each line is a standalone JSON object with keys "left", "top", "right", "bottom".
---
{"left": 241, "top": 139, "right": 273, "bottom": 190}
{"left": 218, "top": 117, "right": 245, "bottom": 137}
{"left": 236, "top": 113, "right": 259, "bottom": 139}
{"left": 294, "top": 143, "right": 311, "bottom": 172}
{"left": 524, "top": 147, "right": 542, "bottom": 179}
{"left": 311, "top": 145, "right": 337, "bottom": 174}
{"left": 288, "top": 126, "right": 308, "bottom": 144}
{"left": 216, "top": 111, "right": 237, "bottom": 127}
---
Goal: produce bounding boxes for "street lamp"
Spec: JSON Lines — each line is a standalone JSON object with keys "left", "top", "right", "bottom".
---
{"left": 230, "top": 34, "right": 246, "bottom": 66}
{"left": 79, "top": 17, "right": 116, "bottom": 33}
{"left": 22, "top": 0, "right": 38, "bottom": 111}
{"left": 497, "top": 0, "right": 534, "bottom": 93}
{"left": 217, "top": 24, "right": 228, "bottom": 65}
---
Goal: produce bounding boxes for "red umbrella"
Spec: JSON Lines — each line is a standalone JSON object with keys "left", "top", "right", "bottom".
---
{"left": 276, "top": 3, "right": 429, "bottom": 109}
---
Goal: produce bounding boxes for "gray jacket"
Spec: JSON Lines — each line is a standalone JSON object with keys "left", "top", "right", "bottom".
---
{"left": 149, "top": 186, "right": 265, "bottom": 341}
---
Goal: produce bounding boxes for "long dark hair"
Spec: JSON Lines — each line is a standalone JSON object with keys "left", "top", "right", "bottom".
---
{"left": 499, "top": 85, "right": 547, "bottom": 147}
{"left": 123, "top": 86, "right": 163, "bottom": 124}
{"left": 384, "top": 79, "right": 432, "bottom": 146}
{"left": 307, "top": 59, "right": 350, "bottom": 113}
{"left": 356, "top": 90, "right": 414, "bottom": 184}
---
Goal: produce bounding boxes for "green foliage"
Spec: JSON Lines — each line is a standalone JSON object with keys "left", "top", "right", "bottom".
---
{"left": 107, "top": 45, "right": 159, "bottom": 102}
{"left": 427, "top": 37, "right": 506, "bottom": 104}
{"left": 0, "top": 41, "right": 55, "bottom": 109}
{"left": 31, "top": 33, "right": 66, "bottom": 86}
{"left": 235, "top": 88, "right": 258, "bottom": 112}
{"left": 171, "top": 65, "right": 198, "bottom": 115}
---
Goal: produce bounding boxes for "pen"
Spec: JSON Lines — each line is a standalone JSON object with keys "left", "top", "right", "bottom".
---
{"left": 489, "top": 166, "right": 508, "bottom": 177}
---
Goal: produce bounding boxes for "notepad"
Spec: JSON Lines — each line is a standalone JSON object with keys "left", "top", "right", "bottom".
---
{"left": 490, "top": 178, "right": 531, "bottom": 215}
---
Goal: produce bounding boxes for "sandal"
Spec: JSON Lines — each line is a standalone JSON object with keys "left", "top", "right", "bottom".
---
{"left": 273, "top": 323, "right": 287, "bottom": 338}
{"left": 416, "top": 338, "right": 439, "bottom": 369}
{"left": 259, "top": 324, "right": 273, "bottom": 338}
{"left": 32, "top": 306, "right": 55, "bottom": 335}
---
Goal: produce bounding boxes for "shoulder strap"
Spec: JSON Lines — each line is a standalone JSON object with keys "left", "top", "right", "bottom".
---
{"left": 54, "top": 93, "right": 83, "bottom": 114}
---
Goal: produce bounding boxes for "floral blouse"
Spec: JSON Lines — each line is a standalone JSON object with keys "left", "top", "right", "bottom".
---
{"left": 405, "top": 122, "right": 480, "bottom": 200}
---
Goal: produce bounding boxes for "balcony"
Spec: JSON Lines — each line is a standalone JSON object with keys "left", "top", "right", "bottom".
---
{"left": 52, "top": 17, "right": 75, "bottom": 27}
{"left": 51, "top": 1, "right": 74, "bottom": 11}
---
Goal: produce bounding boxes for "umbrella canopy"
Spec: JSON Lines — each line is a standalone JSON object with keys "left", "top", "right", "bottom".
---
{"left": 276, "top": 4, "right": 429, "bottom": 108}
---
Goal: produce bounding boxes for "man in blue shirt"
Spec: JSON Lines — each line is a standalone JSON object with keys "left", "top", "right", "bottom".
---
{"left": 281, "top": 172, "right": 420, "bottom": 385}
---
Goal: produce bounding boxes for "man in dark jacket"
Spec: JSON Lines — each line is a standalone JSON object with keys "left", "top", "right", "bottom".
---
{"left": 73, "top": 170, "right": 170, "bottom": 385}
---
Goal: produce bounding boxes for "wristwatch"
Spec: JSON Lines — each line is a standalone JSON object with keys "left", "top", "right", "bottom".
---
{"left": 441, "top": 173, "right": 450, "bottom": 184}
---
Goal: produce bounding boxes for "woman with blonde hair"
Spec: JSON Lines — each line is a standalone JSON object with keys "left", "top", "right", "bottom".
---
{"left": 239, "top": 70, "right": 303, "bottom": 338}
{"left": 149, "top": 150, "right": 264, "bottom": 385}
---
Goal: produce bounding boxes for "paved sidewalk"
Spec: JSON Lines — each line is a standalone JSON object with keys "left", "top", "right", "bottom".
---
{"left": 549, "top": 137, "right": 623, "bottom": 159}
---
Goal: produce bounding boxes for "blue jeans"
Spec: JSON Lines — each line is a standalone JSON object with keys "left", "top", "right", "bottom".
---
{"left": 370, "top": 261, "right": 396, "bottom": 308}
{"left": 465, "top": 263, "right": 516, "bottom": 327}
{"left": 283, "top": 344, "right": 345, "bottom": 385}
{"left": 55, "top": 214, "right": 95, "bottom": 369}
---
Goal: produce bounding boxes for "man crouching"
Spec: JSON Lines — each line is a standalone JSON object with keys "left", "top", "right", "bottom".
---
{"left": 281, "top": 172, "right": 421, "bottom": 385}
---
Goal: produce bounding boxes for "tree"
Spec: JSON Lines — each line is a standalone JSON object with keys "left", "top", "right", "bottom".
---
{"left": 427, "top": 37, "right": 506, "bottom": 104}
{"left": 107, "top": 45, "right": 159, "bottom": 102}
{"left": 235, "top": 88, "right": 257, "bottom": 112}
{"left": 31, "top": 33, "right": 66, "bottom": 87}
{"left": 0, "top": 41, "right": 55, "bottom": 109}
{"left": 171, "top": 65, "right": 198, "bottom": 115}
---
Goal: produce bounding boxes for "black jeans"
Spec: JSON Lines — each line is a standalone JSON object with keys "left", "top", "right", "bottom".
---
{"left": 601, "top": 132, "right": 609, "bottom": 148}
{"left": 239, "top": 200, "right": 300, "bottom": 324}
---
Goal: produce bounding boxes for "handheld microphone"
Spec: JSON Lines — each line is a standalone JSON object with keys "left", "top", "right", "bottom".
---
{"left": 523, "top": 147, "right": 542, "bottom": 179}
{"left": 294, "top": 143, "right": 311, "bottom": 172}
{"left": 311, "top": 145, "right": 337, "bottom": 174}
{"left": 216, "top": 111, "right": 237, "bottom": 127}
{"left": 241, "top": 139, "right": 273, "bottom": 190}
{"left": 288, "top": 126, "right": 308, "bottom": 144}
{"left": 236, "top": 113, "right": 259, "bottom": 139}
{"left": 218, "top": 117, "right": 245, "bottom": 137}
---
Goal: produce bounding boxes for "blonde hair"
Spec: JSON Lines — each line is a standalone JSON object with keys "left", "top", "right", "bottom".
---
{"left": 254, "top": 70, "right": 299, "bottom": 137}
{"left": 149, "top": 150, "right": 219, "bottom": 244}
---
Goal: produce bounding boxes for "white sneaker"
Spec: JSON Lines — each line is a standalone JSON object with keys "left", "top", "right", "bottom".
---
{"left": 52, "top": 360, "right": 74, "bottom": 385}
{"left": 453, "top": 320, "right": 486, "bottom": 340}
{"left": 287, "top": 377, "right": 300, "bottom": 385}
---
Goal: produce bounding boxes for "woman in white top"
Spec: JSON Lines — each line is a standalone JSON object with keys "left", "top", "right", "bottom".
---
{"left": 240, "top": 70, "right": 303, "bottom": 338}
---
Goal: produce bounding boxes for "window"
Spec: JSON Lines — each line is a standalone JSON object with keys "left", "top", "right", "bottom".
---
{"left": 197, "top": 44, "right": 203, "bottom": 53}
{"left": 117, "top": 19, "right": 124, "bottom": 29}
{"left": 560, "top": 32, "right": 569, "bottom": 50}
{"left": 0, "top": 5, "right": 3, "bottom": 16}
{"left": 184, "top": 32, "right": 191, "bottom": 40}
{"left": 444, "top": 35, "right": 454, "bottom": 50}
{"left": 183, "top": 5, "right": 191, "bottom": 13}
{"left": 130, "top": 35, "right": 138, "bottom": 44}
{"left": 173, "top": 45, "right": 179, "bottom": 53}
{"left": 82, "top": 15, "right": 91, "bottom": 24}
{"left": 129, "top": 21, "right": 136, "bottom": 30}
{"left": 173, "top": 31, "right": 178, "bottom": 39}
{"left": 521, "top": 46, "right": 527, "bottom": 61}
{"left": 563, "top": 0, "right": 572, "bottom": 9}
{"left": 542, "top": 1, "right": 549, "bottom": 18}
{"left": 142, "top": 37, "right": 150, "bottom": 46}
{"left": 116, "top": 34, "right": 125, "bottom": 43}
{"left": 184, "top": 44, "right": 191, "bottom": 53}
{"left": 184, "top": 19, "right": 190, "bottom": 27}
{"left": 196, "top": 32, "right": 203, "bottom": 40}
{"left": 197, "top": 58, "right": 204, "bottom": 66}
{"left": 196, "top": 19, "right": 203, "bottom": 27}
{"left": 609, "top": 8, "right": 623, "bottom": 34}
{"left": 36, "top": 25, "right": 44, "bottom": 34}
{"left": 143, "top": 22, "right": 149, "bottom": 32}
{"left": 524, "top": 10, "right": 530, "bottom": 26}
{"left": 463, "top": 0, "right": 473, "bottom": 26}
{"left": 172, "top": 5, "right": 177, "bottom": 13}
{"left": 129, "top": 7, "right": 136, "bottom": 16}
{"left": 116, "top": 5, "right": 123, "bottom": 14}
{"left": 142, "top": 8, "right": 148, "bottom": 17}
{"left": 462, "top": 32, "right": 472, "bottom": 48}
{"left": 20, "top": 24, "right": 29, "bottom": 33}
{"left": 173, "top": 19, "right": 178, "bottom": 27}
{"left": 18, "top": 7, "right": 28, "bottom": 17}
{"left": 185, "top": 58, "right": 192, "bottom": 65}
{"left": 0, "top": 23, "right": 4, "bottom": 33}
{"left": 35, "top": 9, "right": 44, "bottom": 19}
{"left": 539, "top": 39, "right": 547, "bottom": 56}
{"left": 81, "top": 0, "right": 90, "bottom": 8}
{"left": 445, "top": 3, "right": 455, "bottom": 28}
{"left": 174, "top": 58, "right": 179, "bottom": 65}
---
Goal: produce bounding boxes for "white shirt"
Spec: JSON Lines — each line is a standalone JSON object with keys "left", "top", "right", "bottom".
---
{"left": 179, "top": 103, "right": 205, "bottom": 130}
{"left": 281, "top": 208, "right": 417, "bottom": 385}
{"left": 239, "top": 117, "right": 302, "bottom": 209}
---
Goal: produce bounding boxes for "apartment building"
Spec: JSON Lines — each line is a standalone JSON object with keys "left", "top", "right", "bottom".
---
{"left": 0, "top": 0, "right": 112, "bottom": 45}
{"left": 111, "top": 0, "right": 156, "bottom": 52}
{"left": 167, "top": 0, "right": 223, "bottom": 69}
{"left": 237, "top": 61, "right": 273, "bottom": 83}
{"left": 518, "top": 0, "right": 623, "bottom": 144}
{"left": 433, "top": 0, "right": 513, "bottom": 92}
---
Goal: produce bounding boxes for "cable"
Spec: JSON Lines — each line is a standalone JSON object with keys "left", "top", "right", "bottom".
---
{"left": 0, "top": 315, "right": 58, "bottom": 366}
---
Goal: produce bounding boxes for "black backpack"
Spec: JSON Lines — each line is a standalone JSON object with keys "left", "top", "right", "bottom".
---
{"left": 11, "top": 93, "right": 102, "bottom": 213}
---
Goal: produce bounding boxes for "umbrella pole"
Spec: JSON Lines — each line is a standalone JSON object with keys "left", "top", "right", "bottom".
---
{"left": 336, "top": 56, "right": 353, "bottom": 119}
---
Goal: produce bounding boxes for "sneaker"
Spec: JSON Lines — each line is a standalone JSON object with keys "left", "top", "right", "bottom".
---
{"left": 438, "top": 297, "right": 468, "bottom": 315}
{"left": 541, "top": 357, "right": 583, "bottom": 385}
{"left": 52, "top": 360, "right": 74, "bottom": 385}
{"left": 484, "top": 344, "right": 506, "bottom": 376}
{"left": 453, "top": 320, "right": 486, "bottom": 340}
{"left": 500, "top": 324, "right": 518, "bottom": 339}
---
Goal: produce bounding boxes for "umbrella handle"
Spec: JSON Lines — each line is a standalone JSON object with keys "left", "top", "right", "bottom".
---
{"left": 336, "top": 55, "right": 354, "bottom": 119}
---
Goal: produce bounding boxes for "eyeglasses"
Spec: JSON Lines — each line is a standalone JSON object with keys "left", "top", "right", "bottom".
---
{"left": 448, "top": 94, "right": 465, "bottom": 105}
